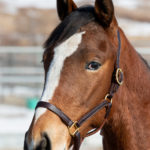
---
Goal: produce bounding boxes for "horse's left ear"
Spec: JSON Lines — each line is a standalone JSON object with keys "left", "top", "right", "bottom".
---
{"left": 95, "top": 0, "right": 114, "bottom": 28}
{"left": 57, "top": 0, "right": 77, "bottom": 21}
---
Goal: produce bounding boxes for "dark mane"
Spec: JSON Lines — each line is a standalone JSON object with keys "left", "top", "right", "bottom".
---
{"left": 44, "top": 6, "right": 96, "bottom": 50}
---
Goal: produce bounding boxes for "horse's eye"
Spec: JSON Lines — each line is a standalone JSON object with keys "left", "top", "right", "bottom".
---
{"left": 86, "top": 61, "right": 101, "bottom": 71}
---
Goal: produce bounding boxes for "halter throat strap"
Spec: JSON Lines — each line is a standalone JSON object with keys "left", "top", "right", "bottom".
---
{"left": 36, "top": 29, "right": 123, "bottom": 150}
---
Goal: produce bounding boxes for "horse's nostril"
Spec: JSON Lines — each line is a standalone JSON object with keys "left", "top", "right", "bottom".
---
{"left": 41, "top": 137, "right": 47, "bottom": 149}
{"left": 24, "top": 131, "right": 51, "bottom": 150}
{"left": 43, "top": 134, "right": 51, "bottom": 150}
{"left": 36, "top": 134, "right": 51, "bottom": 150}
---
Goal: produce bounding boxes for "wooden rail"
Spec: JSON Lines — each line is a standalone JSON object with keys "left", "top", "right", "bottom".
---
{"left": 0, "top": 47, "right": 149, "bottom": 85}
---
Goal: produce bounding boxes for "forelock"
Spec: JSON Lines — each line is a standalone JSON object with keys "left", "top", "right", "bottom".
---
{"left": 44, "top": 6, "right": 96, "bottom": 51}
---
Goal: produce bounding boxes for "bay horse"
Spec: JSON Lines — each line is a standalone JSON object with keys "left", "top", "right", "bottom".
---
{"left": 24, "top": 0, "right": 150, "bottom": 150}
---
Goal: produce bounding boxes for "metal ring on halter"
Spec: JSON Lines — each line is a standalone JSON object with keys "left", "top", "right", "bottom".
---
{"left": 105, "top": 94, "right": 112, "bottom": 103}
{"left": 68, "top": 121, "right": 80, "bottom": 137}
{"left": 116, "top": 68, "right": 123, "bottom": 85}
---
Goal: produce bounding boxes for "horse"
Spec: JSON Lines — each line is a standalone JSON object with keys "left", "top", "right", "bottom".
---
{"left": 24, "top": 0, "right": 150, "bottom": 150}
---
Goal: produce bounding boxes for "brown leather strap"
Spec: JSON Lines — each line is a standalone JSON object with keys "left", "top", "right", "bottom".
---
{"left": 86, "top": 118, "right": 107, "bottom": 137}
{"left": 78, "top": 100, "right": 109, "bottom": 126}
{"left": 73, "top": 131, "right": 81, "bottom": 150}
{"left": 85, "top": 101, "right": 112, "bottom": 137}
{"left": 36, "top": 102, "right": 74, "bottom": 127}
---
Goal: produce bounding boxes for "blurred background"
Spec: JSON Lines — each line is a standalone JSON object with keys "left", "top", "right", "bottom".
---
{"left": 0, "top": 0, "right": 150, "bottom": 150}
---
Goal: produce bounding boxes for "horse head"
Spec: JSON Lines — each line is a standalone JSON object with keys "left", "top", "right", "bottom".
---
{"left": 24, "top": 0, "right": 121, "bottom": 149}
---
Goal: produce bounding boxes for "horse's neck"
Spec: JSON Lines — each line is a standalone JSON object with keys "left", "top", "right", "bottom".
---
{"left": 102, "top": 30, "right": 150, "bottom": 150}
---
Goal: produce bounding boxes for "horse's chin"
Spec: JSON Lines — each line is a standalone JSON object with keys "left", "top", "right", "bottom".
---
{"left": 49, "top": 138, "right": 70, "bottom": 150}
{"left": 50, "top": 143, "right": 69, "bottom": 150}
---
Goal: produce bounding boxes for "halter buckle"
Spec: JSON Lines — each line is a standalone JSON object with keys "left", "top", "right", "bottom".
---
{"left": 105, "top": 94, "right": 112, "bottom": 103}
{"left": 68, "top": 121, "right": 79, "bottom": 137}
{"left": 116, "top": 68, "right": 123, "bottom": 85}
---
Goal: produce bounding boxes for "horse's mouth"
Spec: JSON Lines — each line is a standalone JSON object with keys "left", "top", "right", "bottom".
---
{"left": 24, "top": 127, "right": 71, "bottom": 150}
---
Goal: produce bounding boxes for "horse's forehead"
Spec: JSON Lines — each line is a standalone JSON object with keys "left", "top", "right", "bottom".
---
{"left": 54, "top": 31, "right": 86, "bottom": 56}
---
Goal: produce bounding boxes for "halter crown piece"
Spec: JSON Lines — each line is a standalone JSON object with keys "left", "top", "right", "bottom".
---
{"left": 36, "top": 30, "right": 123, "bottom": 150}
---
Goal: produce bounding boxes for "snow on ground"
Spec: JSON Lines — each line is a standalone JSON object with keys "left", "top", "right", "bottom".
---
{"left": 0, "top": 104, "right": 102, "bottom": 149}
{"left": 0, "top": 105, "right": 34, "bottom": 149}
{"left": 0, "top": 85, "right": 42, "bottom": 97}
{"left": 1, "top": 0, "right": 150, "bottom": 38}
{"left": 0, "top": 0, "right": 81, "bottom": 9}
{"left": 118, "top": 19, "right": 150, "bottom": 37}
{"left": 0, "top": 0, "right": 81, "bottom": 14}
{"left": 0, "top": 105, "right": 33, "bottom": 134}
{"left": 0, "top": 0, "right": 55, "bottom": 9}
{"left": 1, "top": 0, "right": 148, "bottom": 9}
{"left": 113, "top": 0, "right": 150, "bottom": 9}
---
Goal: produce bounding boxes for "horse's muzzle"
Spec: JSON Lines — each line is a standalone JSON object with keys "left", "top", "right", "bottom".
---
{"left": 24, "top": 131, "right": 51, "bottom": 150}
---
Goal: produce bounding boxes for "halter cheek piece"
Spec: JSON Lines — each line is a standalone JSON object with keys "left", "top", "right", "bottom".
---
{"left": 36, "top": 30, "right": 123, "bottom": 150}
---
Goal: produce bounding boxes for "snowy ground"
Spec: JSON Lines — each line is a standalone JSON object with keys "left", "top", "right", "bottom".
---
{"left": 1, "top": 0, "right": 150, "bottom": 38}
{"left": 0, "top": 104, "right": 102, "bottom": 150}
{"left": 1, "top": 0, "right": 149, "bottom": 9}
{"left": 0, "top": 105, "right": 33, "bottom": 149}
{"left": 118, "top": 18, "right": 150, "bottom": 37}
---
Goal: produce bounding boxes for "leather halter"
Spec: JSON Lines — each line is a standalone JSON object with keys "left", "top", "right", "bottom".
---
{"left": 36, "top": 30, "right": 123, "bottom": 150}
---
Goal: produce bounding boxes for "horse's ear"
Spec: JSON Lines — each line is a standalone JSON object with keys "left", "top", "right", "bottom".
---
{"left": 57, "top": 0, "right": 77, "bottom": 21}
{"left": 95, "top": 0, "right": 114, "bottom": 28}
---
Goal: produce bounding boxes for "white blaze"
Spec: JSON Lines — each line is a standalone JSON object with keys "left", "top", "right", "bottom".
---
{"left": 35, "top": 31, "right": 85, "bottom": 121}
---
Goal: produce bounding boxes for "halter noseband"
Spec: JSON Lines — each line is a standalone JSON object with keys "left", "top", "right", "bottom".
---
{"left": 36, "top": 30, "right": 123, "bottom": 150}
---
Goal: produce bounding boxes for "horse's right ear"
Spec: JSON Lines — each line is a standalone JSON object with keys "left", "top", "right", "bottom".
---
{"left": 57, "top": 0, "right": 77, "bottom": 21}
